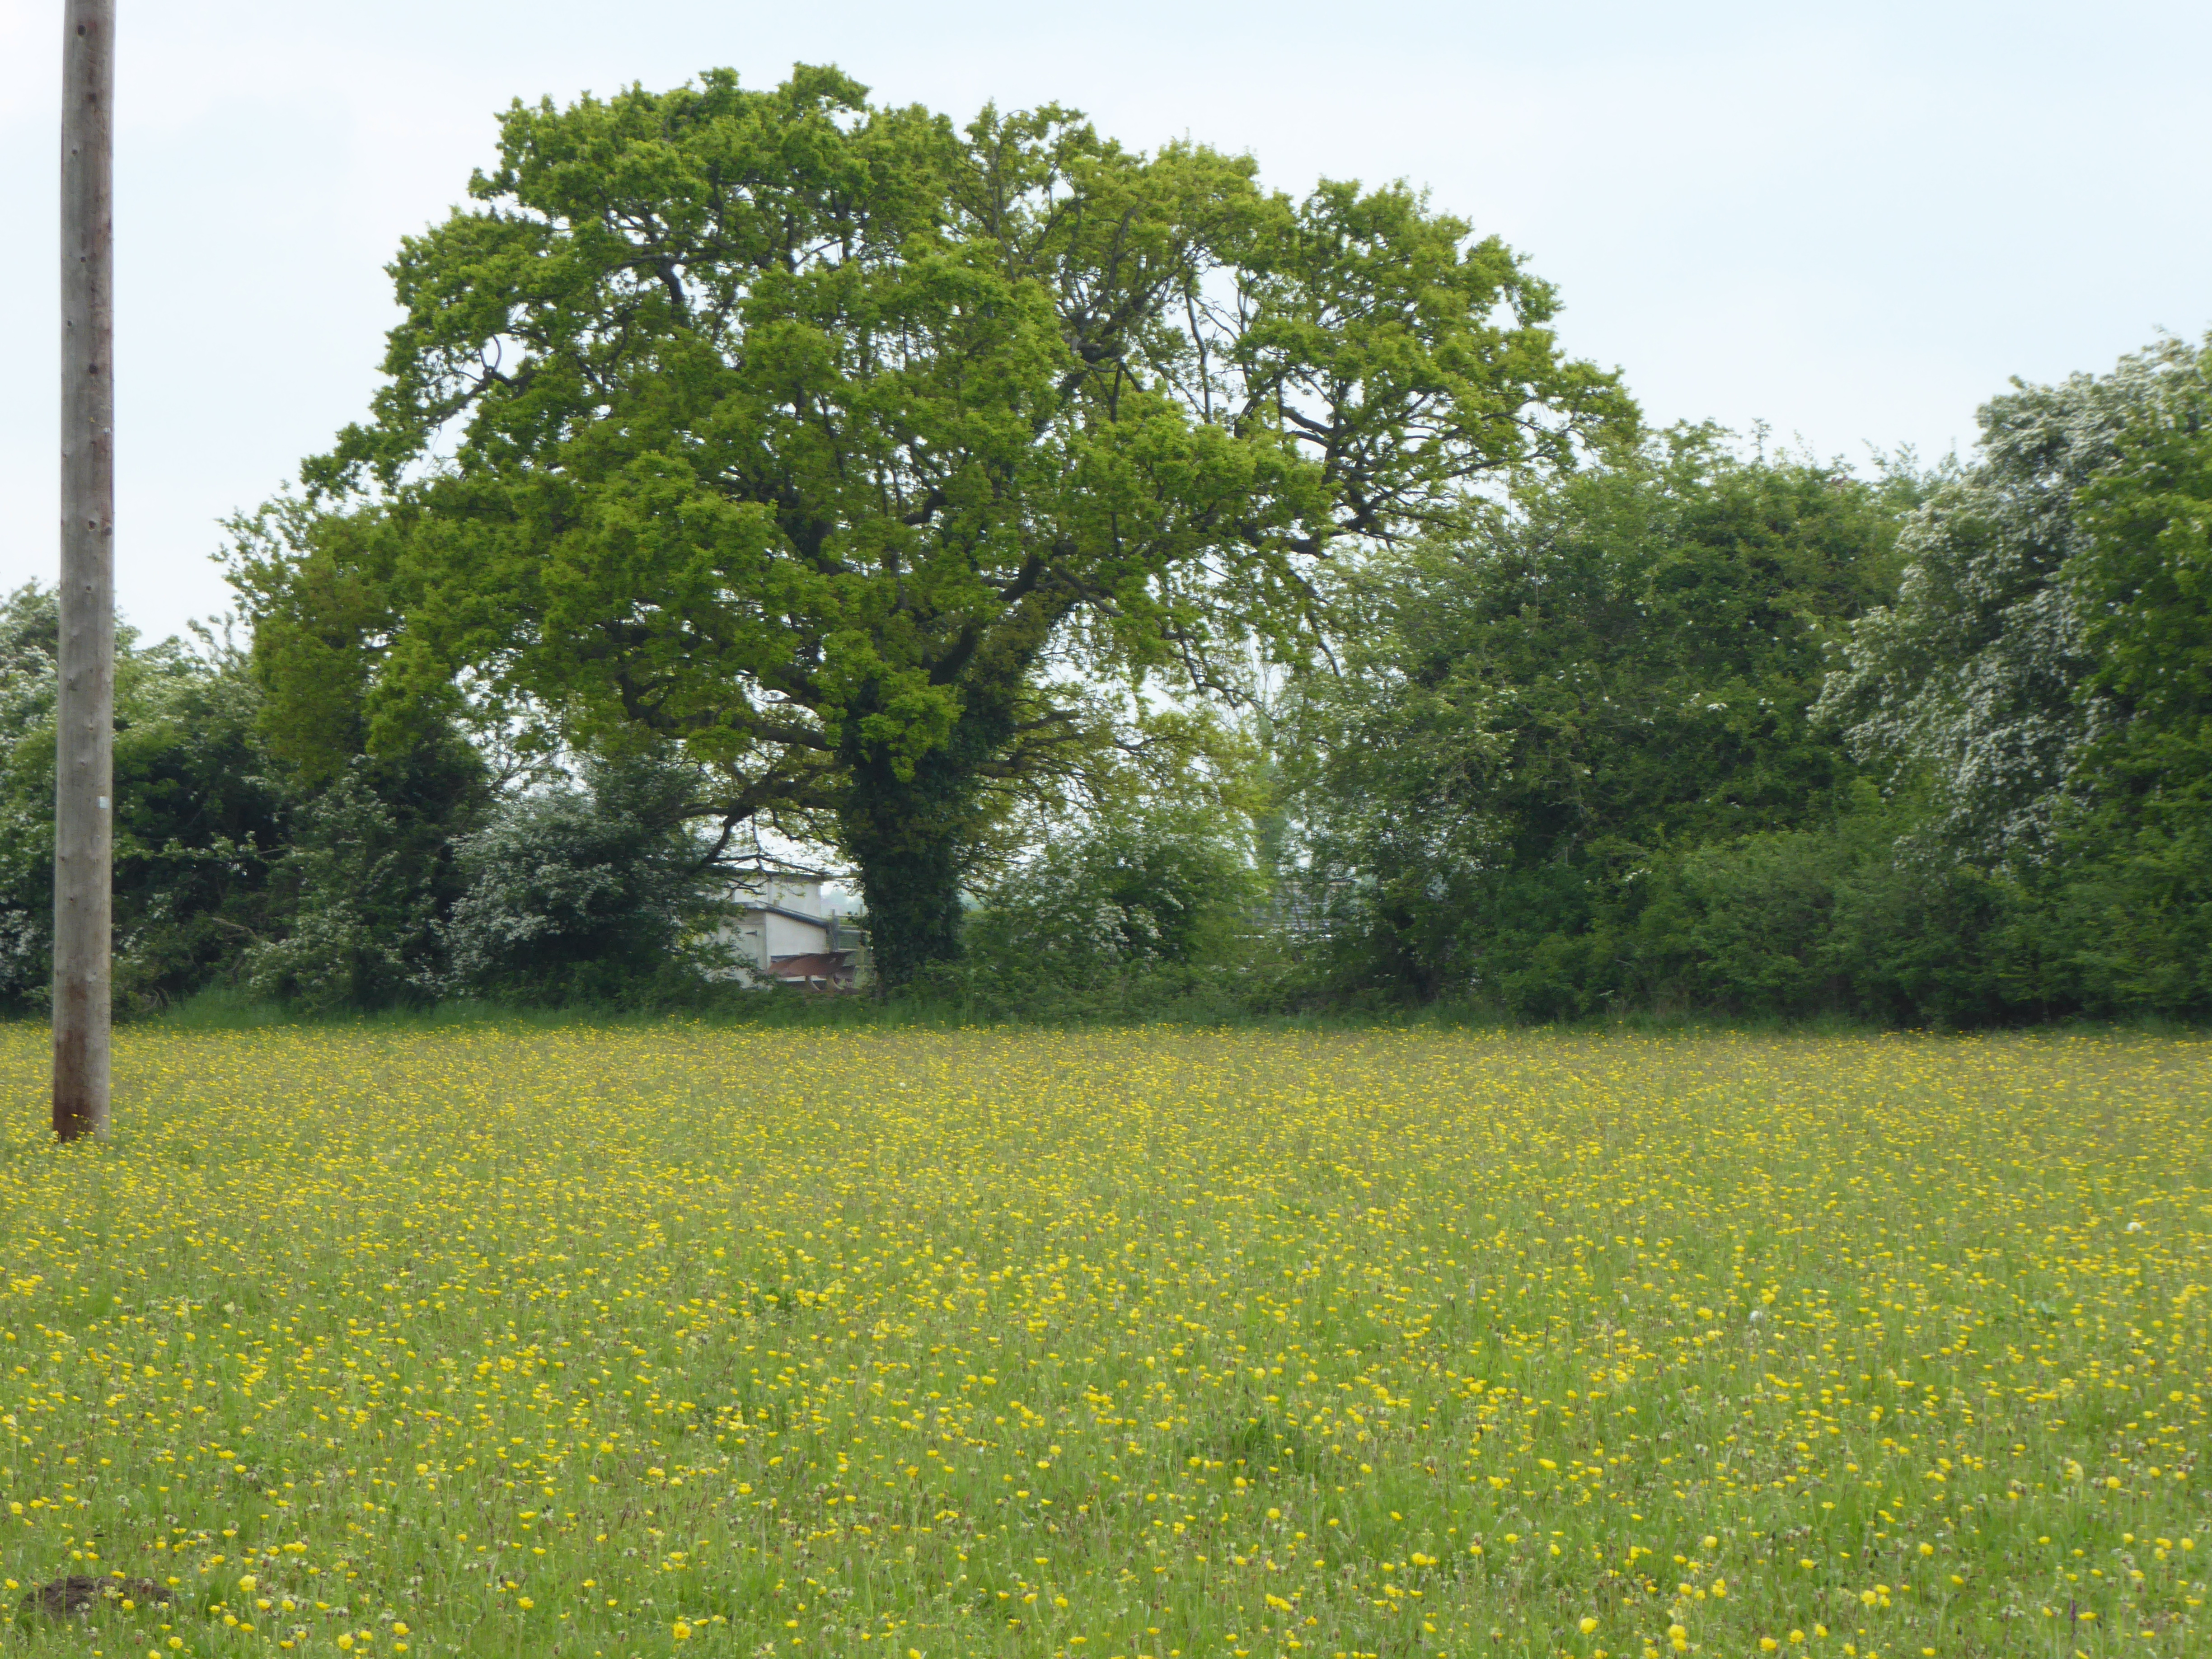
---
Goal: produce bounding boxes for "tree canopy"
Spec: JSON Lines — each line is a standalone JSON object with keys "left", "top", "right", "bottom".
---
{"left": 231, "top": 64, "right": 1631, "bottom": 983}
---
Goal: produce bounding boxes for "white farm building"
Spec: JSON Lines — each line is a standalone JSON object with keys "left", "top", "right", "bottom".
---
{"left": 713, "top": 865, "right": 867, "bottom": 992}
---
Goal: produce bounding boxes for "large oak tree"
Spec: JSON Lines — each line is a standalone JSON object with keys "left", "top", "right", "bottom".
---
{"left": 234, "top": 65, "right": 1630, "bottom": 985}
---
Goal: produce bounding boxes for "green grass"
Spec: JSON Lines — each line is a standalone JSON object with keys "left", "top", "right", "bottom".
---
{"left": 0, "top": 1024, "right": 2204, "bottom": 1659}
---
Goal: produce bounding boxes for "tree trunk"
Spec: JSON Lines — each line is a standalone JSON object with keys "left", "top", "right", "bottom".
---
{"left": 837, "top": 696, "right": 1014, "bottom": 992}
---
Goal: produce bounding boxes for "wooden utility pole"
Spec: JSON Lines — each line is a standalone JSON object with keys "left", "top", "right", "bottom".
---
{"left": 54, "top": 0, "right": 115, "bottom": 1142}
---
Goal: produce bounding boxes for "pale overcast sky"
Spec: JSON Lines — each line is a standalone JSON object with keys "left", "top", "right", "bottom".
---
{"left": 2, "top": 0, "right": 2207, "bottom": 642}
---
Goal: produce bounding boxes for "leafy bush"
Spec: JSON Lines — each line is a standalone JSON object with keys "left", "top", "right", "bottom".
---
{"left": 923, "top": 812, "right": 1268, "bottom": 1018}
{"left": 1636, "top": 794, "right": 2052, "bottom": 1026}
{"left": 243, "top": 736, "right": 487, "bottom": 1013}
{"left": 439, "top": 756, "right": 734, "bottom": 1007}
{"left": 0, "top": 585, "right": 291, "bottom": 1012}
{"left": 1289, "top": 435, "right": 1913, "bottom": 1016}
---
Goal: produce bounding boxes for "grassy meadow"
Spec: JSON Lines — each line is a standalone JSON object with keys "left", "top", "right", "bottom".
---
{"left": 0, "top": 1024, "right": 2205, "bottom": 1659}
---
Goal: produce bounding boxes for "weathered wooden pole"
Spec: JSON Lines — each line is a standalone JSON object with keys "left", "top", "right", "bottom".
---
{"left": 54, "top": 0, "right": 116, "bottom": 1142}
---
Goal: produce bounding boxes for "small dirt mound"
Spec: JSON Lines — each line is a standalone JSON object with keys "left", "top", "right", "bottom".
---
{"left": 18, "top": 1575, "right": 171, "bottom": 1617}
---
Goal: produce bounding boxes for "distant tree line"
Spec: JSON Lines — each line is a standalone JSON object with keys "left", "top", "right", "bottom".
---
{"left": 0, "top": 68, "right": 2206, "bottom": 1025}
{"left": 0, "top": 600, "right": 735, "bottom": 1013}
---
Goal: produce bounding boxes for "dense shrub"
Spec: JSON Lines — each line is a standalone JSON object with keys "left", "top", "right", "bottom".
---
{"left": 0, "top": 585, "right": 291, "bottom": 1012}
{"left": 1632, "top": 797, "right": 2054, "bottom": 1026}
{"left": 439, "top": 757, "right": 734, "bottom": 1006}
{"left": 1289, "top": 433, "right": 1914, "bottom": 1016}
{"left": 918, "top": 812, "right": 1269, "bottom": 1018}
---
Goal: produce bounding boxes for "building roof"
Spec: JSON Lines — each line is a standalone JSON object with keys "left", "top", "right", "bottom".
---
{"left": 718, "top": 856, "right": 842, "bottom": 883}
{"left": 738, "top": 902, "right": 835, "bottom": 928}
